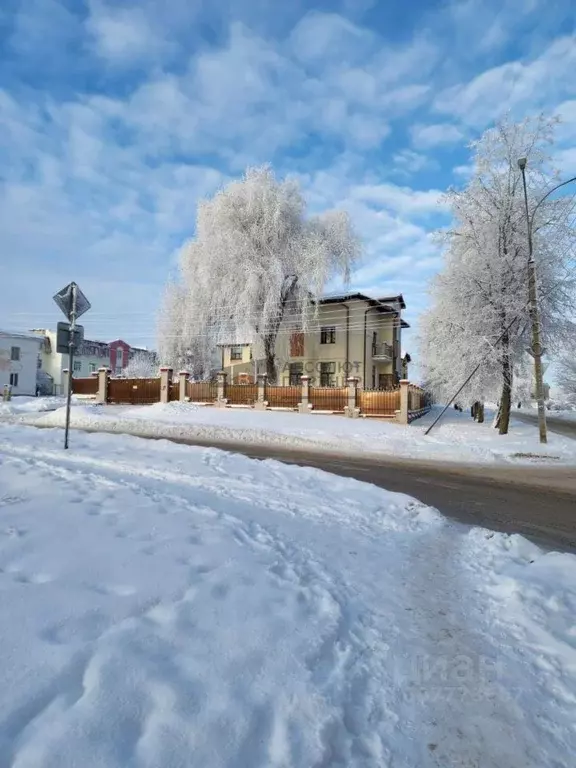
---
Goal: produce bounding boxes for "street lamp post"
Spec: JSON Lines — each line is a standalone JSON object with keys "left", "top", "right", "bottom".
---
{"left": 517, "top": 157, "right": 547, "bottom": 444}
{"left": 517, "top": 160, "right": 576, "bottom": 444}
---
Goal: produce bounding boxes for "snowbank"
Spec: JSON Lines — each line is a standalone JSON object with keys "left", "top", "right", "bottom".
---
{"left": 0, "top": 395, "right": 67, "bottom": 417}
{"left": 0, "top": 423, "right": 574, "bottom": 767}
{"left": 30, "top": 400, "right": 576, "bottom": 465}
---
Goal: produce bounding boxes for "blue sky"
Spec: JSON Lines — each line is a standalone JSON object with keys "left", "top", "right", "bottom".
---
{"left": 1, "top": 0, "right": 575, "bottom": 353}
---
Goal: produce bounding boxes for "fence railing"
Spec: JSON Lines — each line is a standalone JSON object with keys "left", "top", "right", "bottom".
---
{"left": 87, "top": 369, "right": 430, "bottom": 423}
{"left": 309, "top": 387, "right": 347, "bottom": 412}
{"left": 372, "top": 342, "right": 393, "bottom": 360}
{"left": 358, "top": 388, "right": 400, "bottom": 416}
{"left": 186, "top": 381, "right": 218, "bottom": 402}
{"left": 265, "top": 385, "right": 302, "bottom": 409}
{"left": 108, "top": 377, "right": 161, "bottom": 405}
{"left": 225, "top": 383, "right": 258, "bottom": 405}
{"left": 71, "top": 376, "right": 99, "bottom": 396}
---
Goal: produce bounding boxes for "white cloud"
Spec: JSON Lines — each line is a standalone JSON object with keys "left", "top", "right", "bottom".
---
{"left": 435, "top": 36, "right": 576, "bottom": 125}
{"left": 411, "top": 122, "right": 464, "bottom": 149}
{"left": 87, "top": 1, "right": 173, "bottom": 65}
{"left": 351, "top": 183, "right": 448, "bottom": 217}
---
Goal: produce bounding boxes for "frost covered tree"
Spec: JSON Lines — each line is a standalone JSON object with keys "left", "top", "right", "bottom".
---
{"left": 122, "top": 351, "right": 158, "bottom": 379}
{"left": 159, "top": 166, "right": 360, "bottom": 382}
{"left": 158, "top": 282, "right": 218, "bottom": 379}
{"left": 419, "top": 115, "right": 576, "bottom": 434}
{"left": 557, "top": 331, "right": 576, "bottom": 403}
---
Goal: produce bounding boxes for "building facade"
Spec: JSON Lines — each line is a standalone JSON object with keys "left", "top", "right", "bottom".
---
{"left": 0, "top": 331, "right": 43, "bottom": 396}
{"left": 220, "top": 293, "right": 409, "bottom": 388}
{"left": 33, "top": 330, "right": 111, "bottom": 394}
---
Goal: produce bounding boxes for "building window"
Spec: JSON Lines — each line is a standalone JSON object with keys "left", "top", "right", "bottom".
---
{"left": 289, "top": 362, "right": 303, "bottom": 385}
{"left": 9, "top": 373, "right": 18, "bottom": 387}
{"left": 73, "top": 360, "right": 82, "bottom": 373}
{"left": 10, "top": 346, "right": 20, "bottom": 361}
{"left": 290, "top": 332, "right": 304, "bottom": 357}
{"left": 320, "top": 327, "right": 336, "bottom": 344}
{"left": 88, "top": 363, "right": 96, "bottom": 373}
{"left": 230, "top": 346, "right": 243, "bottom": 361}
{"left": 320, "top": 362, "right": 336, "bottom": 386}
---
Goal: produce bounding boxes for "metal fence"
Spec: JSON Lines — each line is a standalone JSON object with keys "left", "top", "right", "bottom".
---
{"left": 107, "top": 377, "right": 161, "bottom": 405}
{"left": 358, "top": 388, "right": 400, "bottom": 416}
{"left": 309, "top": 387, "right": 347, "bottom": 412}
{"left": 186, "top": 381, "right": 218, "bottom": 402}
{"left": 225, "top": 383, "right": 258, "bottom": 405}
{"left": 265, "top": 385, "right": 302, "bottom": 409}
{"left": 71, "top": 376, "right": 99, "bottom": 396}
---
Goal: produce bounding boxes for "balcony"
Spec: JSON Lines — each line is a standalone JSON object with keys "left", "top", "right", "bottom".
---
{"left": 372, "top": 342, "right": 393, "bottom": 361}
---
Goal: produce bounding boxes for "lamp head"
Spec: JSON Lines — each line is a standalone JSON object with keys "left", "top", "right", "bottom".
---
{"left": 517, "top": 157, "right": 527, "bottom": 171}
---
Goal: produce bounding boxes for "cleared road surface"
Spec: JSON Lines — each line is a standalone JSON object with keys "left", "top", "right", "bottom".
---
{"left": 513, "top": 410, "right": 576, "bottom": 440}
{"left": 56, "top": 425, "right": 576, "bottom": 554}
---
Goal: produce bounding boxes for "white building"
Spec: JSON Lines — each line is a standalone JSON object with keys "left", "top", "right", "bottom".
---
{"left": 0, "top": 330, "right": 43, "bottom": 396}
{"left": 32, "top": 329, "right": 111, "bottom": 395}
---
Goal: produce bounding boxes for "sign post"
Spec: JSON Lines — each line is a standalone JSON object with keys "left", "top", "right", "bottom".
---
{"left": 53, "top": 282, "right": 91, "bottom": 450}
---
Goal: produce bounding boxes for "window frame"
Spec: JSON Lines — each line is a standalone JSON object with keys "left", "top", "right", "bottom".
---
{"left": 320, "top": 327, "right": 336, "bottom": 345}
{"left": 230, "top": 346, "right": 243, "bottom": 361}
{"left": 73, "top": 360, "right": 82, "bottom": 373}
{"left": 288, "top": 362, "right": 303, "bottom": 386}
{"left": 10, "top": 346, "right": 20, "bottom": 361}
{"left": 9, "top": 372, "right": 19, "bottom": 387}
{"left": 319, "top": 361, "right": 336, "bottom": 387}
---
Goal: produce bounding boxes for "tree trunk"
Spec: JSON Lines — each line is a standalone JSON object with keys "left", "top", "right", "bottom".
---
{"left": 264, "top": 337, "right": 277, "bottom": 383}
{"left": 498, "top": 334, "right": 512, "bottom": 435}
{"left": 477, "top": 402, "right": 485, "bottom": 423}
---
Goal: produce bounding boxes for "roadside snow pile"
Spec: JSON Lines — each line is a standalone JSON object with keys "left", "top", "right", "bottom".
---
{"left": 0, "top": 395, "right": 66, "bottom": 417}
{"left": 0, "top": 423, "right": 575, "bottom": 767}
{"left": 32, "top": 400, "right": 576, "bottom": 465}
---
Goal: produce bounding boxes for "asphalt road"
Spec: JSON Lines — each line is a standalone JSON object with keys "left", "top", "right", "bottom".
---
{"left": 513, "top": 410, "right": 576, "bottom": 440}
{"left": 52, "top": 425, "right": 575, "bottom": 554}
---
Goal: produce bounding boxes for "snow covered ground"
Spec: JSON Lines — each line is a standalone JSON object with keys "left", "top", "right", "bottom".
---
{"left": 0, "top": 423, "right": 575, "bottom": 767}
{"left": 24, "top": 400, "right": 576, "bottom": 465}
{"left": 0, "top": 395, "right": 69, "bottom": 418}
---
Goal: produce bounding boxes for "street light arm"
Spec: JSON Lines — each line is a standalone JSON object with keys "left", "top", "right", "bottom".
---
{"left": 529, "top": 176, "right": 576, "bottom": 230}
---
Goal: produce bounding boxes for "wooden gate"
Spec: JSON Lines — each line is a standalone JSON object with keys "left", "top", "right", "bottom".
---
{"left": 71, "top": 376, "right": 99, "bottom": 396}
{"left": 107, "top": 377, "right": 161, "bottom": 405}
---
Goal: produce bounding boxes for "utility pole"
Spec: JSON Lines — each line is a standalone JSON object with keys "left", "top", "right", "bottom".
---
{"left": 64, "top": 282, "right": 78, "bottom": 450}
{"left": 517, "top": 158, "right": 547, "bottom": 444}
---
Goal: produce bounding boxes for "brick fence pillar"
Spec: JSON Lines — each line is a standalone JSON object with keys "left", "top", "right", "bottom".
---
{"left": 255, "top": 373, "right": 268, "bottom": 411}
{"left": 396, "top": 379, "right": 410, "bottom": 424}
{"left": 345, "top": 377, "right": 360, "bottom": 418}
{"left": 298, "top": 375, "right": 311, "bottom": 414}
{"left": 178, "top": 371, "right": 189, "bottom": 402}
{"left": 159, "top": 367, "right": 173, "bottom": 404}
{"left": 96, "top": 367, "right": 110, "bottom": 404}
{"left": 216, "top": 371, "right": 228, "bottom": 407}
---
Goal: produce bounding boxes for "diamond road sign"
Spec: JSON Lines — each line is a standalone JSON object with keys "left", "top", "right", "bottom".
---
{"left": 53, "top": 282, "right": 91, "bottom": 321}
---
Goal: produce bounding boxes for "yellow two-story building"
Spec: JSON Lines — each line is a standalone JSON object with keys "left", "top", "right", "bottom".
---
{"left": 219, "top": 292, "right": 409, "bottom": 389}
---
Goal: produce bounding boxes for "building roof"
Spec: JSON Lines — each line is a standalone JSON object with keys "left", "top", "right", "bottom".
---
{"left": 319, "top": 292, "right": 406, "bottom": 311}
{"left": 0, "top": 329, "right": 44, "bottom": 344}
